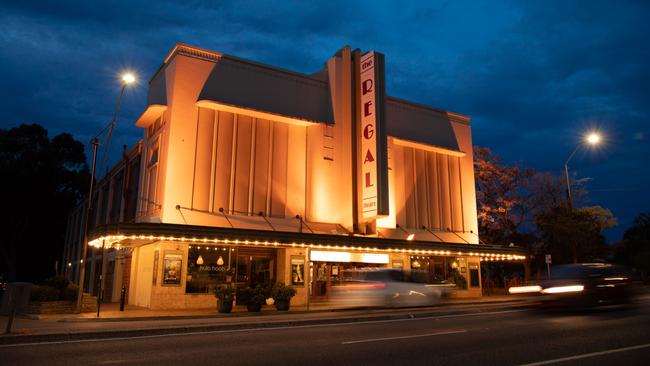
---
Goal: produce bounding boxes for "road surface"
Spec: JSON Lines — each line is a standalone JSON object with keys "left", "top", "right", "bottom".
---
{"left": 2, "top": 303, "right": 649, "bottom": 365}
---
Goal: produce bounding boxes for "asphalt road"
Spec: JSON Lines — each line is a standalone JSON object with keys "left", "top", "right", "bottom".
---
{"left": 2, "top": 303, "right": 649, "bottom": 365}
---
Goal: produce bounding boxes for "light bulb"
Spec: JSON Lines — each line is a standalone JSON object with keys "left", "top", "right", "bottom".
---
{"left": 217, "top": 256, "right": 224, "bottom": 266}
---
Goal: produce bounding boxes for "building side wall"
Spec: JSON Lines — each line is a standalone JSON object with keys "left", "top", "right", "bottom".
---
{"left": 144, "top": 54, "right": 308, "bottom": 227}
{"left": 159, "top": 55, "right": 215, "bottom": 224}
{"left": 451, "top": 121, "right": 479, "bottom": 241}
{"left": 185, "top": 109, "right": 307, "bottom": 219}
{"left": 305, "top": 49, "right": 354, "bottom": 229}
{"left": 385, "top": 141, "right": 477, "bottom": 242}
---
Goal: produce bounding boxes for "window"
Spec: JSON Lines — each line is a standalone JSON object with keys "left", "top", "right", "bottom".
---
{"left": 469, "top": 264, "right": 480, "bottom": 288}
{"left": 141, "top": 115, "right": 164, "bottom": 217}
{"left": 324, "top": 124, "right": 334, "bottom": 161}
{"left": 186, "top": 246, "right": 235, "bottom": 293}
{"left": 144, "top": 140, "right": 160, "bottom": 215}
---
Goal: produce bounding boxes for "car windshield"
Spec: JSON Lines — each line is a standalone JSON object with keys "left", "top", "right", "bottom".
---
{"left": 342, "top": 269, "right": 447, "bottom": 284}
{"left": 551, "top": 264, "right": 627, "bottom": 279}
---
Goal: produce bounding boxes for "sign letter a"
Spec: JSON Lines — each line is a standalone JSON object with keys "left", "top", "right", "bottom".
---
{"left": 364, "top": 150, "right": 375, "bottom": 164}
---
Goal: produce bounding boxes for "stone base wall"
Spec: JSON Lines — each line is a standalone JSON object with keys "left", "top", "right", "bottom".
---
{"left": 26, "top": 301, "right": 74, "bottom": 314}
{"left": 149, "top": 292, "right": 216, "bottom": 310}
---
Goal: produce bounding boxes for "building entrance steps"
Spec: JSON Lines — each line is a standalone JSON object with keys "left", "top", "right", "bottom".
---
{"left": 0, "top": 295, "right": 536, "bottom": 345}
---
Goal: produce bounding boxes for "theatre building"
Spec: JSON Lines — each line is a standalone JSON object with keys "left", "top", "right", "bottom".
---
{"left": 63, "top": 44, "right": 528, "bottom": 309}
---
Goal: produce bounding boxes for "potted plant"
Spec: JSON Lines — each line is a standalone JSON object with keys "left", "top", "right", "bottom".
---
{"left": 237, "top": 285, "right": 266, "bottom": 312}
{"left": 216, "top": 268, "right": 235, "bottom": 284}
{"left": 214, "top": 285, "right": 235, "bottom": 313}
{"left": 271, "top": 282, "right": 297, "bottom": 311}
{"left": 450, "top": 271, "right": 468, "bottom": 290}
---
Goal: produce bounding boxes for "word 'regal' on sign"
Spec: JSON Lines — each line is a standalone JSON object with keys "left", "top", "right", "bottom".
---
{"left": 359, "top": 52, "right": 378, "bottom": 219}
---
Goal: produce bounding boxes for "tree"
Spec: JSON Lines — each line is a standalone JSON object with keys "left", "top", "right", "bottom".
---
{"left": 474, "top": 146, "right": 617, "bottom": 274}
{"left": 474, "top": 146, "right": 535, "bottom": 246}
{"left": 0, "top": 124, "right": 88, "bottom": 282}
{"left": 614, "top": 213, "right": 650, "bottom": 275}
{"left": 535, "top": 205, "right": 617, "bottom": 264}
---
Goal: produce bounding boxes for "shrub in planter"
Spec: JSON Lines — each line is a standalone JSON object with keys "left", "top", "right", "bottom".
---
{"left": 214, "top": 285, "right": 235, "bottom": 313}
{"left": 44, "top": 276, "right": 70, "bottom": 293}
{"left": 63, "top": 284, "right": 79, "bottom": 301}
{"left": 30, "top": 285, "right": 60, "bottom": 302}
{"left": 271, "top": 282, "right": 297, "bottom": 311}
{"left": 237, "top": 285, "right": 266, "bottom": 312}
{"left": 450, "top": 271, "right": 468, "bottom": 290}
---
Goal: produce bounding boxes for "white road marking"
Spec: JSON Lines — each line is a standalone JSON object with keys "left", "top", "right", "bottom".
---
{"left": 342, "top": 329, "right": 467, "bottom": 344}
{"left": 519, "top": 343, "right": 650, "bottom": 366}
{"left": 0, "top": 309, "right": 526, "bottom": 348}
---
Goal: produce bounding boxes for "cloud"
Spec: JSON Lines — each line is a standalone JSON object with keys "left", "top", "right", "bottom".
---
{"left": 1, "top": 0, "right": 648, "bottom": 240}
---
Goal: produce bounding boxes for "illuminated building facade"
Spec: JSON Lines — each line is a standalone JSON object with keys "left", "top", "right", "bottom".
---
{"left": 63, "top": 44, "right": 527, "bottom": 309}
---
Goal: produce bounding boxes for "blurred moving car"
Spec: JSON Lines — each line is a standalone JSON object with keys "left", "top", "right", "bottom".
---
{"left": 330, "top": 269, "right": 453, "bottom": 308}
{"left": 539, "top": 263, "right": 641, "bottom": 309}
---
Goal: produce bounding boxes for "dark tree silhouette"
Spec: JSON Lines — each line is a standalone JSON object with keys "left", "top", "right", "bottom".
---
{"left": 614, "top": 213, "right": 650, "bottom": 276}
{"left": 0, "top": 124, "right": 88, "bottom": 282}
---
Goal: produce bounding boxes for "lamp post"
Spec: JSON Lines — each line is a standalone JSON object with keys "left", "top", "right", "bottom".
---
{"left": 563, "top": 132, "right": 601, "bottom": 207}
{"left": 75, "top": 72, "right": 136, "bottom": 314}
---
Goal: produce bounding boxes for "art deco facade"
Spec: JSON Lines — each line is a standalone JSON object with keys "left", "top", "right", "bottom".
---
{"left": 63, "top": 44, "right": 527, "bottom": 309}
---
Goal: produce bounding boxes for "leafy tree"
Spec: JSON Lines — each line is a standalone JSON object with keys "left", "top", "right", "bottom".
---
{"left": 614, "top": 213, "right": 650, "bottom": 275}
{"left": 0, "top": 124, "right": 88, "bottom": 282}
{"left": 535, "top": 205, "right": 616, "bottom": 264}
{"left": 475, "top": 146, "right": 617, "bottom": 273}
{"left": 474, "top": 146, "right": 535, "bottom": 246}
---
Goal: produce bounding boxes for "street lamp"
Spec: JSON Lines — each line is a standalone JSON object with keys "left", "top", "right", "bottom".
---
{"left": 121, "top": 72, "right": 136, "bottom": 85}
{"left": 564, "top": 131, "right": 601, "bottom": 207}
{"left": 75, "top": 72, "right": 136, "bottom": 314}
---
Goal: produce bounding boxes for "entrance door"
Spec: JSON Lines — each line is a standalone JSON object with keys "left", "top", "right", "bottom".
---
{"left": 250, "top": 256, "right": 272, "bottom": 288}
{"left": 104, "top": 260, "right": 115, "bottom": 302}
{"left": 235, "top": 252, "right": 275, "bottom": 288}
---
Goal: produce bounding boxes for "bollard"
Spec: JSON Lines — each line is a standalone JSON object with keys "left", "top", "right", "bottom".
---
{"left": 119, "top": 286, "right": 126, "bottom": 311}
{"left": 4, "top": 293, "right": 15, "bottom": 334}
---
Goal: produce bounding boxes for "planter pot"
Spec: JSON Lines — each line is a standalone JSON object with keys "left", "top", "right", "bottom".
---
{"left": 217, "top": 299, "right": 233, "bottom": 313}
{"left": 247, "top": 302, "right": 263, "bottom": 312}
{"left": 275, "top": 299, "right": 290, "bottom": 311}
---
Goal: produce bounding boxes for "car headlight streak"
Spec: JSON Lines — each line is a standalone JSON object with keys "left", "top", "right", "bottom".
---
{"left": 541, "top": 285, "right": 584, "bottom": 294}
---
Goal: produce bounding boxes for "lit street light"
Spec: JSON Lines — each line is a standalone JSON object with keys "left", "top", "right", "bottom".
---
{"left": 121, "top": 72, "right": 136, "bottom": 85}
{"left": 564, "top": 131, "right": 602, "bottom": 207}
{"left": 76, "top": 72, "right": 136, "bottom": 314}
{"left": 586, "top": 132, "right": 601, "bottom": 145}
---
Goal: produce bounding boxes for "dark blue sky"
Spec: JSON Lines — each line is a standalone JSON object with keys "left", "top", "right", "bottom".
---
{"left": 1, "top": 1, "right": 648, "bottom": 240}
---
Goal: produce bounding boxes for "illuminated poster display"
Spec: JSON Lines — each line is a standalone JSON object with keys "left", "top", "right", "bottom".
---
{"left": 162, "top": 252, "right": 182, "bottom": 286}
{"left": 290, "top": 256, "right": 305, "bottom": 286}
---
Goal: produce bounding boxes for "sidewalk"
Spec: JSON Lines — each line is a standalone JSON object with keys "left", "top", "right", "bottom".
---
{"left": 0, "top": 295, "right": 533, "bottom": 345}
{"left": 64, "top": 294, "right": 526, "bottom": 321}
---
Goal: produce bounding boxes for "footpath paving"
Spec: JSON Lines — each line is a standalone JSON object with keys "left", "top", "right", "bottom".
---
{"left": 0, "top": 295, "right": 534, "bottom": 345}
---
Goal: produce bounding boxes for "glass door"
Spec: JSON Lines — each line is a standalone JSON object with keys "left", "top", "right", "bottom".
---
{"left": 235, "top": 254, "right": 275, "bottom": 288}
